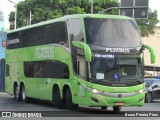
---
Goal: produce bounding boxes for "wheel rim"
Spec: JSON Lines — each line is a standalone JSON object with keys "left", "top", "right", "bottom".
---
{"left": 22, "top": 88, "right": 26, "bottom": 101}
{"left": 15, "top": 86, "right": 19, "bottom": 99}
{"left": 146, "top": 93, "right": 152, "bottom": 102}
{"left": 113, "top": 106, "right": 121, "bottom": 112}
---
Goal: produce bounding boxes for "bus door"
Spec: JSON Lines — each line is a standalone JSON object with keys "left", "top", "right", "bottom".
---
{"left": 36, "top": 61, "right": 50, "bottom": 100}
{"left": 38, "top": 77, "right": 50, "bottom": 100}
{"left": 77, "top": 58, "right": 87, "bottom": 104}
{"left": 24, "top": 62, "right": 39, "bottom": 98}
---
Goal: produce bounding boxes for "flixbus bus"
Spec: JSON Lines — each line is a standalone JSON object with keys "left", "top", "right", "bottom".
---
{"left": 5, "top": 14, "right": 156, "bottom": 112}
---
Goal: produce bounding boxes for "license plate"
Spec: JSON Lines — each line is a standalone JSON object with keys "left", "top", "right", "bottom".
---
{"left": 114, "top": 102, "right": 124, "bottom": 106}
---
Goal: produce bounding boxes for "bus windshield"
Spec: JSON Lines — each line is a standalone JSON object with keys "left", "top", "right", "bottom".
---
{"left": 90, "top": 53, "right": 143, "bottom": 85}
{"left": 84, "top": 18, "right": 142, "bottom": 48}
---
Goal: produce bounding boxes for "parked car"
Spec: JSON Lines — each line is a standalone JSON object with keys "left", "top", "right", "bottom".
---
{"left": 144, "top": 78, "right": 160, "bottom": 103}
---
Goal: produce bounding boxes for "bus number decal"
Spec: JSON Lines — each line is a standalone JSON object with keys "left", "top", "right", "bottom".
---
{"left": 35, "top": 46, "right": 54, "bottom": 59}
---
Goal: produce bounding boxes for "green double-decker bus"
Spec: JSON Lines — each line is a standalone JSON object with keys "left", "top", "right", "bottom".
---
{"left": 5, "top": 14, "right": 156, "bottom": 112}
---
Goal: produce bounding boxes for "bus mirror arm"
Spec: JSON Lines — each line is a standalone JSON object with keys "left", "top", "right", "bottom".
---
{"left": 143, "top": 44, "right": 156, "bottom": 64}
{"left": 72, "top": 41, "right": 92, "bottom": 62}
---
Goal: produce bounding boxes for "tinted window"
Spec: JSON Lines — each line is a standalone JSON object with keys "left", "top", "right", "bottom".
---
{"left": 6, "top": 64, "right": 9, "bottom": 76}
{"left": 67, "top": 19, "right": 84, "bottom": 42}
{"left": 7, "top": 32, "right": 22, "bottom": 49}
{"left": 84, "top": 18, "right": 141, "bottom": 48}
{"left": 145, "top": 80, "right": 154, "bottom": 87}
{"left": 7, "top": 22, "right": 68, "bottom": 49}
{"left": 24, "top": 61, "right": 69, "bottom": 79}
{"left": 67, "top": 19, "right": 84, "bottom": 74}
{"left": 78, "top": 59, "right": 87, "bottom": 79}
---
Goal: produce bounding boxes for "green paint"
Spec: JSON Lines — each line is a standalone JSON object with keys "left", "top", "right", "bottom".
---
{"left": 5, "top": 14, "right": 146, "bottom": 110}
{"left": 72, "top": 41, "right": 92, "bottom": 62}
{"left": 143, "top": 44, "right": 156, "bottom": 64}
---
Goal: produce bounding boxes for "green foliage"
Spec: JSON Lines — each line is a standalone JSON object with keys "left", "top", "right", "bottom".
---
{"left": 9, "top": 0, "right": 118, "bottom": 29}
{"left": 9, "top": 0, "right": 159, "bottom": 37}
{"left": 136, "top": 10, "right": 159, "bottom": 37}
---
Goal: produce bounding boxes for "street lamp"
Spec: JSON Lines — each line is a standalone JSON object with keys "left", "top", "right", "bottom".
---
{"left": 89, "top": 0, "right": 94, "bottom": 14}
{"left": 7, "top": 0, "right": 17, "bottom": 29}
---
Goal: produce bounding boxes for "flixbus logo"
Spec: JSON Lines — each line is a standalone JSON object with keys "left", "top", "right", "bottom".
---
{"left": 35, "top": 46, "right": 54, "bottom": 59}
{"left": 106, "top": 48, "right": 130, "bottom": 53}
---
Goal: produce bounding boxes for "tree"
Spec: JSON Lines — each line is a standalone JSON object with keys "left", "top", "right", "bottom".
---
{"left": 9, "top": 0, "right": 118, "bottom": 29}
{"left": 136, "top": 10, "right": 159, "bottom": 37}
{"left": 9, "top": 0, "right": 159, "bottom": 37}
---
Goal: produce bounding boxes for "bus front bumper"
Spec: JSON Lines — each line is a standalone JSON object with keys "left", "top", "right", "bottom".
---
{"left": 85, "top": 91, "right": 145, "bottom": 107}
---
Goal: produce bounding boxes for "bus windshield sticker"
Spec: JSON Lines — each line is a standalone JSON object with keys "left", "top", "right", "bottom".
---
{"left": 96, "top": 73, "right": 104, "bottom": 79}
{"left": 95, "top": 54, "right": 114, "bottom": 58}
{"left": 114, "top": 73, "right": 119, "bottom": 80}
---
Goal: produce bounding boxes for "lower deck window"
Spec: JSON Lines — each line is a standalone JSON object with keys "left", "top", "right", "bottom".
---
{"left": 24, "top": 60, "right": 69, "bottom": 79}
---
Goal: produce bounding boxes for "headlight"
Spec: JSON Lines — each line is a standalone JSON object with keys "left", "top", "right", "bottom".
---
{"left": 83, "top": 84, "right": 103, "bottom": 94}
{"left": 138, "top": 89, "right": 144, "bottom": 94}
{"left": 92, "top": 89, "right": 103, "bottom": 94}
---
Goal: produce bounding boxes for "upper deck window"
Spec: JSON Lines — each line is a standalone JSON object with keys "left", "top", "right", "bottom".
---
{"left": 67, "top": 19, "right": 84, "bottom": 42}
{"left": 7, "top": 21, "right": 68, "bottom": 49}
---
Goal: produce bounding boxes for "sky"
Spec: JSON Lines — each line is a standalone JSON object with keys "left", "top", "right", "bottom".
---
{"left": 0, "top": 0, "right": 160, "bottom": 30}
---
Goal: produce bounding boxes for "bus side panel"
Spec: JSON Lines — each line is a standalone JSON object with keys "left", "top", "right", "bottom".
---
{"left": 5, "top": 49, "right": 20, "bottom": 95}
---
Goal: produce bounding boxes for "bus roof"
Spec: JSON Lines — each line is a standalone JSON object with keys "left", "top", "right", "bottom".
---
{"left": 8, "top": 14, "right": 133, "bottom": 34}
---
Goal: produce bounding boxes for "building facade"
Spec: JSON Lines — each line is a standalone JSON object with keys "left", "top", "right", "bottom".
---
{"left": 143, "top": 26, "right": 160, "bottom": 76}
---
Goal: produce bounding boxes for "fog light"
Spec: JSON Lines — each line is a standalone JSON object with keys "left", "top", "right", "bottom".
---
{"left": 91, "top": 97, "right": 99, "bottom": 103}
{"left": 139, "top": 97, "right": 144, "bottom": 102}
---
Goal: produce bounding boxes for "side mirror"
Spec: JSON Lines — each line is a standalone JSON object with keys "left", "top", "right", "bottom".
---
{"left": 143, "top": 44, "right": 156, "bottom": 64}
{"left": 152, "top": 85, "right": 158, "bottom": 89}
{"left": 72, "top": 41, "right": 92, "bottom": 62}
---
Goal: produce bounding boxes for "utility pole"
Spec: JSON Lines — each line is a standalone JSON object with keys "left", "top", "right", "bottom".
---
{"left": 90, "top": 0, "right": 94, "bottom": 14}
{"left": 15, "top": 0, "right": 17, "bottom": 29}
{"left": 7, "top": 0, "right": 17, "bottom": 29}
{"left": 29, "top": 11, "right": 32, "bottom": 25}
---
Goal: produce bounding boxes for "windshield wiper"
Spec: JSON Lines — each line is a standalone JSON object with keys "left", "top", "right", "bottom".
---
{"left": 89, "top": 78, "right": 111, "bottom": 84}
{"left": 89, "top": 78, "right": 104, "bottom": 84}
{"left": 135, "top": 80, "right": 143, "bottom": 84}
{"left": 122, "top": 79, "right": 143, "bottom": 83}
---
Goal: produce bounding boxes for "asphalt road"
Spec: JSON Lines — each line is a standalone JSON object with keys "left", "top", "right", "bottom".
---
{"left": 0, "top": 92, "right": 160, "bottom": 120}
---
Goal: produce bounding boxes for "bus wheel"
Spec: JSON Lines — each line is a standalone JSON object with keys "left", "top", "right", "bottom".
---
{"left": 21, "top": 86, "right": 28, "bottom": 103}
{"left": 53, "top": 88, "right": 64, "bottom": 109}
{"left": 66, "top": 88, "right": 78, "bottom": 110}
{"left": 101, "top": 106, "right": 108, "bottom": 110}
{"left": 145, "top": 92, "right": 152, "bottom": 103}
{"left": 113, "top": 106, "right": 121, "bottom": 112}
{"left": 14, "top": 84, "right": 20, "bottom": 101}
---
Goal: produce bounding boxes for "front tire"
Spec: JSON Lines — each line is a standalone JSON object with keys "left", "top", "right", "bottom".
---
{"left": 101, "top": 106, "right": 108, "bottom": 110}
{"left": 113, "top": 106, "right": 121, "bottom": 112}
{"left": 66, "top": 88, "right": 78, "bottom": 110}
{"left": 145, "top": 92, "right": 152, "bottom": 103}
